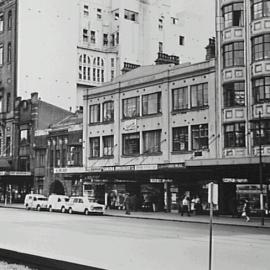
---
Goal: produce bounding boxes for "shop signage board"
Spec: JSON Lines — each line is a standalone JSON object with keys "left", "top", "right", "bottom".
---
{"left": 123, "top": 119, "right": 137, "bottom": 131}
{"left": 0, "top": 171, "right": 31, "bottom": 176}
{"left": 54, "top": 167, "right": 86, "bottom": 174}
{"left": 158, "top": 163, "right": 185, "bottom": 169}
{"left": 222, "top": 178, "right": 248, "bottom": 183}
{"left": 135, "top": 164, "right": 158, "bottom": 171}
{"left": 150, "top": 178, "right": 173, "bottom": 183}
{"left": 115, "top": 165, "right": 135, "bottom": 171}
{"left": 102, "top": 166, "right": 115, "bottom": 172}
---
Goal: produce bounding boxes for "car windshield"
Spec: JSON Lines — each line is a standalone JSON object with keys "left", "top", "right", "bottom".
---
{"left": 37, "top": 198, "right": 47, "bottom": 201}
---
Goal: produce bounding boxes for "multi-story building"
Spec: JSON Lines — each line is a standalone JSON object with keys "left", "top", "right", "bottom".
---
{"left": 76, "top": 0, "right": 190, "bottom": 107}
{"left": 214, "top": 0, "right": 270, "bottom": 214}
{"left": 34, "top": 111, "right": 83, "bottom": 196}
{"left": 0, "top": 92, "right": 72, "bottom": 203}
{"left": 0, "top": 0, "right": 17, "bottom": 165}
{"left": 82, "top": 58, "right": 216, "bottom": 211}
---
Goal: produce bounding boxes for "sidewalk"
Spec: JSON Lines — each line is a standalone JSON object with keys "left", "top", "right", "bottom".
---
{"left": 0, "top": 203, "right": 269, "bottom": 228}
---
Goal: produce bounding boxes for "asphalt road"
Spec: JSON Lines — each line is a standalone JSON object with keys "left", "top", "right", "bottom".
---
{"left": 0, "top": 208, "right": 269, "bottom": 270}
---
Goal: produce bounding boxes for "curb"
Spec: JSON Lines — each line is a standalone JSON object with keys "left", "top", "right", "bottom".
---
{"left": 1, "top": 205, "right": 270, "bottom": 229}
{"left": 0, "top": 248, "right": 107, "bottom": 270}
{"left": 104, "top": 213, "right": 270, "bottom": 229}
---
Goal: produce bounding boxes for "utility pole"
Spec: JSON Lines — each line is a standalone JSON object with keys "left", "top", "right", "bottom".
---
{"left": 258, "top": 111, "right": 264, "bottom": 226}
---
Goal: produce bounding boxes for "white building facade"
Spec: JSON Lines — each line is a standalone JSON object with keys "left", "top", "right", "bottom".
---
{"left": 77, "top": 0, "right": 188, "bottom": 107}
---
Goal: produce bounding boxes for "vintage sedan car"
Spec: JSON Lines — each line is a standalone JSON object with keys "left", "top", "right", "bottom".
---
{"left": 67, "top": 196, "right": 105, "bottom": 215}
{"left": 24, "top": 194, "right": 48, "bottom": 211}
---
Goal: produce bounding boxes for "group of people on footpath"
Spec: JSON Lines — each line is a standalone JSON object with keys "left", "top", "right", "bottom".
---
{"left": 179, "top": 195, "right": 201, "bottom": 216}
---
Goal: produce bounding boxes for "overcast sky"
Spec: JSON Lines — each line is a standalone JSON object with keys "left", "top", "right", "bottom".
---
{"left": 171, "top": 0, "right": 215, "bottom": 62}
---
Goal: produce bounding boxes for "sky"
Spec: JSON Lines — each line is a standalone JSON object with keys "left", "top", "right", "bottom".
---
{"left": 171, "top": 0, "right": 215, "bottom": 62}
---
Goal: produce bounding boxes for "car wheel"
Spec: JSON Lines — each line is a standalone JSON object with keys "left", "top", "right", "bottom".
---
{"left": 26, "top": 204, "right": 30, "bottom": 210}
{"left": 37, "top": 205, "right": 41, "bottom": 211}
{"left": 84, "top": 209, "right": 89, "bottom": 215}
{"left": 68, "top": 208, "right": 73, "bottom": 214}
{"left": 49, "top": 206, "right": 53, "bottom": 212}
{"left": 61, "top": 207, "right": 66, "bottom": 213}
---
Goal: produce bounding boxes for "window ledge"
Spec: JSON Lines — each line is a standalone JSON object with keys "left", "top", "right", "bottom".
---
{"left": 121, "top": 116, "right": 140, "bottom": 121}
{"left": 141, "top": 112, "right": 162, "bottom": 119}
{"left": 121, "top": 154, "right": 140, "bottom": 158}
{"left": 171, "top": 150, "right": 192, "bottom": 155}
{"left": 172, "top": 106, "right": 208, "bottom": 115}
{"left": 223, "top": 105, "right": 245, "bottom": 109}
{"left": 102, "top": 155, "right": 114, "bottom": 159}
{"left": 102, "top": 120, "right": 114, "bottom": 125}
{"left": 141, "top": 151, "right": 162, "bottom": 156}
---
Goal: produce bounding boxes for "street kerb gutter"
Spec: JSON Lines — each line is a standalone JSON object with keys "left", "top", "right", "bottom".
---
{"left": 0, "top": 248, "right": 107, "bottom": 270}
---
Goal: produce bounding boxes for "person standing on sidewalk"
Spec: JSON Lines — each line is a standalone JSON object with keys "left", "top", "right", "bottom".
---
{"left": 242, "top": 199, "right": 250, "bottom": 222}
{"left": 124, "top": 193, "right": 131, "bottom": 215}
{"left": 181, "top": 196, "right": 190, "bottom": 216}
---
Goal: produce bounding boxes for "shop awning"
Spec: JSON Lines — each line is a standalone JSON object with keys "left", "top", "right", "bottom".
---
{"left": 0, "top": 159, "right": 10, "bottom": 169}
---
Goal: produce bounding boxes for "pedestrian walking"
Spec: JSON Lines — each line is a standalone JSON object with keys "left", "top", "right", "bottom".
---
{"left": 242, "top": 199, "right": 250, "bottom": 222}
{"left": 181, "top": 196, "right": 190, "bottom": 216}
{"left": 124, "top": 193, "right": 131, "bottom": 215}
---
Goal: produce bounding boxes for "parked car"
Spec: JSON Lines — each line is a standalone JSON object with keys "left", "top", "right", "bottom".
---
{"left": 47, "top": 194, "right": 70, "bottom": 213}
{"left": 67, "top": 196, "right": 105, "bottom": 215}
{"left": 24, "top": 194, "right": 48, "bottom": 211}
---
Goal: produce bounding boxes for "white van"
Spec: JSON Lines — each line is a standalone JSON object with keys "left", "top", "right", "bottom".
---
{"left": 24, "top": 194, "right": 48, "bottom": 211}
{"left": 47, "top": 194, "right": 70, "bottom": 213}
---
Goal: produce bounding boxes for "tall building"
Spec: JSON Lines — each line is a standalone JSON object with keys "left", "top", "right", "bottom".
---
{"left": 76, "top": 0, "right": 188, "bottom": 107}
{"left": 215, "top": 0, "right": 270, "bottom": 213}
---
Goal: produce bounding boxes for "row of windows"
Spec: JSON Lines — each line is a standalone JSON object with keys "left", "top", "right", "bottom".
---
{"left": 83, "top": 5, "right": 102, "bottom": 19}
{"left": 79, "top": 67, "right": 104, "bottom": 82}
{"left": 223, "top": 77, "right": 270, "bottom": 107}
{"left": 223, "top": 35, "right": 270, "bottom": 67}
{"left": 224, "top": 120, "right": 270, "bottom": 148}
{"left": 89, "top": 125, "right": 209, "bottom": 158}
{"left": 89, "top": 85, "right": 209, "bottom": 124}
{"left": 0, "top": 42, "right": 11, "bottom": 66}
{"left": 0, "top": 10, "right": 12, "bottom": 32}
{"left": 223, "top": 1, "right": 270, "bottom": 27}
{"left": 79, "top": 55, "right": 105, "bottom": 66}
{"left": 82, "top": 29, "right": 119, "bottom": 47}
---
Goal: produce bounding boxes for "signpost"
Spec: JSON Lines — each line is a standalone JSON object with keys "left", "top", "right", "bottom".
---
{"left": 208, "top": 182, "right": 218, "bottom": 270}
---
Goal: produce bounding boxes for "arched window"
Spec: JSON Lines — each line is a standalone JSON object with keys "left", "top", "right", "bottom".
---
{"left": 78, "top": 54, "right": 91, "bottom": 81}
{"left": 79, "top": 55, "right": 82, "bottom": 63}
{"left": 88, "top": 56, "right": 91, "bottom": 64}
{"left": 93, "top": 57, "right": 96, "bottom": 65}
{"left": 101, "top": 59, "right": 104, "bottom": 67}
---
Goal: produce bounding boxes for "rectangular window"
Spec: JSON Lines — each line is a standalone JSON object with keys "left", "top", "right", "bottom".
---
{"left": 83, "top": 29, "right": 88, "bottom": 42}
{"left": 124, "top": 9, "right": 138, "bottom": 22}
{"left": 20, "top": 129, "right": 29, "bottom": 144}
{"left": 0, "top": 13, "right": 3, "bottom": 32}
{"left": 253, "top": 120, "right": 270, "bottom": 145}
{"left": 172, "top": 127, "right": 188, "bottom": 151}
{"left": 103, "top": 135, "right": 114, "bottom": 156}
{"left": 0, "top": 44, "right": 3, "bottom": 65}
{"left": 142, "top": 92, "right": 161, "bottom": 115}
{"left": 123, "top": 133, "right": 140, "bottom": 155}
{"left": 252, "top": 34, "right": 270, "bottom": 61}
{"left": 122, "top": 96, "right": 140, "bottom": 119}
{"left": 224, "top": 122, "right": 245, "bottom": 148}
{"left": 191, "top": 83, "right": 208, "bottom": 108}
{"left": 158, "top": 18, "right": 163, "bottom": 30}
{"left": 253, "top": 77, "right": 270, "bottom": 103}
{"left": 171, "top": 17, "right": 178, "bottom": 24}
{"left": 89, "top": 104, "right": 100, "bottom": 124}
{"left": 6, "top": 92, "right": 10, "bottom": 112}
{"left": 83, "top": 5, "right": 89, "bottom": 16}
{"left": 7, "top": 43, "right": 11, "bottom": 63}
{"left": 79, "top": 65, "right": 82, "bottom": 80}
{"left": 191, "top": 124, "right": 208, "bottom": 150}
{"left": 101, "top": 69, "right": 104, "bottom": 82}
{"left": 223, "top": 3, "right": 244, "bottom": 28}
{"left": 97, "top": 69, "right": 100, "bottom": 82}
{"left": 172, "top": 87, "right": 188, "bottom": 111}
{"left": 251, "top": 0, "right": 270, "bottom": 20}
{"left": 89, "top": 137, "right": 100, "bottom": 158}
{"left": 97, "top": 8, "right": 102, "bottom": 19}
{"left": 103, "top": 33, "right": 108, "bottom": 46}
{"left": 111, "top": 58, "right": 115, "bottom": 67}
{"left": 223, "top": 42, "right": 244, "bottom": 67}
{"left": 103, "top": 101, "right": 114, "bottom": 122}
{"left": 6, "top": 136, "right": 11, "bottom": 156}
{"left": 111, "top": 70, "right": 114, "bottom": 81}
{"left": 93, "top": 68, "right": 96, "bottom": 81}
{"left": 90, "top": 31, "right": 96, "bottom": 43}
{"left": 143, "top": 130, "right": 161, "bottom": 154}
{"left": 224, "top": 82, "right": 245, "bottom": 107}
{"left": 179, "top": 36, "right": 185, "bottom": 46}
{"left": 113, "top": 9, "right": 120, "bottom": 20}
{"left": 158, "top": 42, "right": 163, "bottom": 53}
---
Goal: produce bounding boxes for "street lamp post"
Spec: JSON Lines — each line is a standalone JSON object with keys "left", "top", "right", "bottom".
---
{"left": 258, "top": 111, "right": 264, "bottom": 226}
